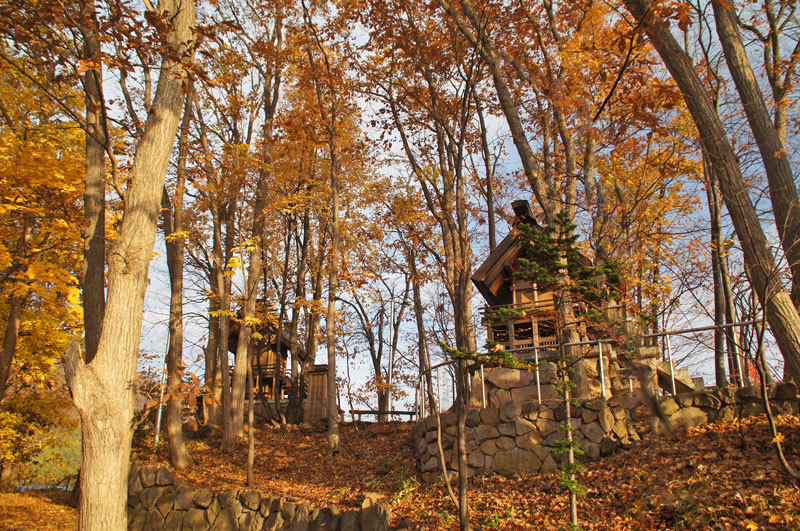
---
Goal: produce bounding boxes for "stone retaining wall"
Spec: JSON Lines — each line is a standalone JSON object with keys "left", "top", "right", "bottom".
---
{"left": 416, "top": 382, "right": 799, "bottom": 483}
{"left": 469, "top": 359, "right": 622, "bottom": 408}
{"left": 127, "top": 464, "right": 390, "bottom": 530}
{"left": 415, "top": 394, "right": 643, "bottom": 484}
{"left": 650, "top": 382, "right": 799, "bottom": 433}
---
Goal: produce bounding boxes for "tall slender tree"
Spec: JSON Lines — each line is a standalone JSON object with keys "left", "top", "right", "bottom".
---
{"left": 160, "top": 88, "right": 195, "bottom": 469}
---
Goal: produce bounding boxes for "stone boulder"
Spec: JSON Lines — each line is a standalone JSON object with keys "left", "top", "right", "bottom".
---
{"left": 492, "top": 449, "right": 542, "bottom": 476}
{"left": 663, "top": 406, "right": 707, "bottom": 432}
{"left": 486, "top": 368, "right": 534, "bottom": 389}
{"left": 360, "top": 494, "right": 390, "bottom": 531}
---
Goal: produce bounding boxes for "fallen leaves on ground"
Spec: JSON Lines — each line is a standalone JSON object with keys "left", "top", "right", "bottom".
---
{"left": 0, "top": 491, "right": 77, "bottom": 530}
{"left": 134, "top": 414, "right": 800, "bottom": 529}
{"left": 3, "top": 413, "right": 798, "bottom": 530}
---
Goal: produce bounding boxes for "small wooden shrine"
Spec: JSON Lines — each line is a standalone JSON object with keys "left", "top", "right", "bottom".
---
{"left": 229, "top": 319, "right": 328, "bottom": 423}
{"left": 469, "top": 200, "right": 700, "bottom": 402}
{"left": 470, "top": 200, "right": 625, "bottom": 401}
{"left": 471, "top": 200, "right": 595, "bottom": 354}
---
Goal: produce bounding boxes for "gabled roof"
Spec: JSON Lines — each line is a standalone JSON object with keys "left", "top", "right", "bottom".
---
{"left": 472, "top": 200, "right": 595, "bottom": 306}
{"left": 471, "top": 230, "right": 521, "bottom": 305}
{"left": 228, "top": 318, "right": 307, "bottom": 361}
{"left": 472, "top": 200, "right": 539, "bottom": 306}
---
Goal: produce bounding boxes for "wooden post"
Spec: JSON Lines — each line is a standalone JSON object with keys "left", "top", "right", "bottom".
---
{"left": 420, "top": 376, "right": 425, "bottom": 418}
{"left": 437, "top": 367, "right": 441, "bottom": 411}
{"left": 666, "top": 335, "right": 676, "bottom": 395}
{"left": 154, "top": 361, "right": 167, "bottom": 447}
{"left": 599, "top": 342, "right": 606, "bottom": 400}
{"left": 535, "top": 348, "right": 541, "bottom": 403}
{"left": 480, "top": 365, "right": 486, "bottom": 408}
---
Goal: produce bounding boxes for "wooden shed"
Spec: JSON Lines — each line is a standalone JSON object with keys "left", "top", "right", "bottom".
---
{"left": 301, "top": 365, "right": 329, "bottom": 423}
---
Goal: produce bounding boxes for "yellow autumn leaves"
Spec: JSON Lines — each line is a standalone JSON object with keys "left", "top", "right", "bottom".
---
{"left": 0, "top": 55, "right": 83, "bottom": 466}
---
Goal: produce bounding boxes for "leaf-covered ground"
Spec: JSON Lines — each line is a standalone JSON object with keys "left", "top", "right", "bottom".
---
{"left": 0, "top": 491, "right": 77, "bottom": 530}
{"left": 3, "top": 414, "right": 799, "bottom": 529}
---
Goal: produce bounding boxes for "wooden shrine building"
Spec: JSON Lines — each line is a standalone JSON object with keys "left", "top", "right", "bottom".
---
{"left": 228, "top": 319, "right": 328, "bottom": 423}
{"left": 471, "top": 200, "right": 597, "bottom": 354}
{"left": 470, "top": 200, "right": 700, "bottom": 401}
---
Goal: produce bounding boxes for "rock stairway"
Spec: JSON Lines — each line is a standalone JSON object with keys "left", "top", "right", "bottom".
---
{"left": 655, "top": 359, "right": 697, "bottom": 394}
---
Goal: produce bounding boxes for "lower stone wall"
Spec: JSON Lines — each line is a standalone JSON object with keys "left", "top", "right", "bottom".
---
{"left": 127, "top": 463, "right": 390, "bottom": 530}
{"left": 415, "top": 394, "right": 643, "bottom": 484}
{"left": 649, "top": 382, "right": 799, "bottom": 433}
{"left": 415, "top": 383, "right": 799, "bottom": 483}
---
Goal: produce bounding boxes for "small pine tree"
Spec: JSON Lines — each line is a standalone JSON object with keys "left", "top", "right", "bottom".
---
{"left": 511, "top": 213, "right": 619, "bottom": 530}
{"left": 514, "top": 212, "right": 619, "bottom": 310}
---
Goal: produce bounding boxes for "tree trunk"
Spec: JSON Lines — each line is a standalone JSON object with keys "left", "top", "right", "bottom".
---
{"left": 213, "top": 212, "right": 235, "bottom": 433}
{"left": 79, "top": 0, "right": 106, "bottom": 364}
{"left": 377, "top": 386, "right": 390, "bottom": 421}
{"left": 559, "top": 288, "right": 588, "bottom": 398}
{"left": 272, "top": 222, "right": 293, "bottom": 424}
{"left": 225, "top": 224, "right": 263, "bottom": 447}
{"left": 219, "top": 208, "right": 236, "bottom": 430}
{"left": 408, "top": 247, "right": 426, "bottom": 386}
{"left": 475, "top": 97, "right": 496, "bottom": 252}
{"left": 326, "top": 155, "right": 341, "bottom": 455}
{"left": 194, "top": 95, "right": 235, "bottom": 429}
{"left": 455, "top": 360, "right": 470, "bottom": 530}
{"left": 706, "top": 173, "right": 728, "bottom": 387}
{"left": 224, "top": 79, "right": 280, "bottom": 449}
{"left": 712, "top": 2, "right": 800, "bottom": 306}
{"left": 417, "top": 276, "right": 458, "bottom": 507}
{"left": 195, "top": 101, "right": 231, "bottom": 428}
{"left": 301, "top": 3, "right": 342, "bottom": 453}
{"left": 202, "top": 311, "right": 222, "bottom": 426}
{"left": 0, "top": 295, "right": 22, "bottom": 400}
{"left": 160, "top": 90, "right": 194, "bottom": 470}
{"left": 563, "top": 366, "right": 579, "bottom": 527}
{"left": 753, "top": 288, "right": 772, "bottom": 385}
{"left": 623, "top": 0, "right": 800, "bottom": 383}
{"left": 246, "top": 345, "right": 255, "bottom": 485}
{"left": 720, "top": 249, "right": 744, "bottom": 386}
{"left": 299, "top": 231, "right": 327, "bottom": 420}
{"left": 204, "top": 313, "right": 219, "bottom": 388}
{"left": 286, "top": 208, "right": 310, "bottom": 424}
{"left": 63, "top": 2, "right": 194, "bottom": 528}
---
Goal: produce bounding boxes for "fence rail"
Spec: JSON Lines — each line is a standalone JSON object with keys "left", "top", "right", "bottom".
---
{"left": 349, "top": 409, "right": 416, "bottom": 421}
{"left": 414, "top": 319, "right": 768, "bottom": 420}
